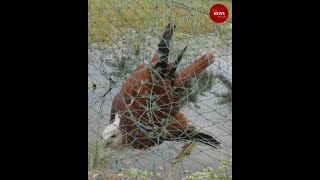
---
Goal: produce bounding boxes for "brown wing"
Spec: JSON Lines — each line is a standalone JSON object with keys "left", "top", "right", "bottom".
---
{"left": 174, "top": 49, "right": 216, "bottom": 88}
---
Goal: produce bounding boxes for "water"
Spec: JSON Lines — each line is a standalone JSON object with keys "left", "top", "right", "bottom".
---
{"left": 88, "top": 34, "right": 232, "bottom": 177}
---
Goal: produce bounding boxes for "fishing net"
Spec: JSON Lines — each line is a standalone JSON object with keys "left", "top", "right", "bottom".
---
{"left": 88, "top": 0, "right": 231, "bottom": 179}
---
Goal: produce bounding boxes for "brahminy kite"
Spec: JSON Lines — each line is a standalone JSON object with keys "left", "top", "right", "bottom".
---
{"left": 102, "top": 23, "right": 221, "bottom": 150}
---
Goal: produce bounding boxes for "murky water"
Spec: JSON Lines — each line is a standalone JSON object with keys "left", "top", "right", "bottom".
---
{"left": 88, "top": 33, "right": 232, "bottom": 177}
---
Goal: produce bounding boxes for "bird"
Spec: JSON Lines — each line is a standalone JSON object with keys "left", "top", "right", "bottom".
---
{"left": 102, "top": 23, "right": 220, "bottom": 150}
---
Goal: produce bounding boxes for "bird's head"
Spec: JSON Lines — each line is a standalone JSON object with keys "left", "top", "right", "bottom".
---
{"left": 102, "top": 113, "right": 123, "bottom": 150}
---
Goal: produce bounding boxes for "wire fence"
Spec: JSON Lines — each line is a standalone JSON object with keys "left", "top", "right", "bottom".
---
{"left": 88, "top": 0, "right": 231, "bottom": 179}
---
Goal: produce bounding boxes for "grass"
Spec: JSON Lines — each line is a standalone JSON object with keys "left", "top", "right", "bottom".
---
{"left": 88, "top": 157, "right": 232, "bottom": 180}
{"left": 88, "top": 0, "right": 232, "bottom": 44}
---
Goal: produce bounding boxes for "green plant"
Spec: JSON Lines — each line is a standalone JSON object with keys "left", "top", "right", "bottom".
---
{"left": 212, "top": 73, "right": 232, "bottom": 108}
{"left": 126, "top": 168, "right": 161, "bottom": 179}
{"left": 185, "top": 157, "right": 232, "bottom": 180}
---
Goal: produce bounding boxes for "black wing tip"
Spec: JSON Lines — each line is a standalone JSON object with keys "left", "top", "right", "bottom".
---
{"left": 158, "top": 23, "right": 176, "bottom": 48}
{"left": 168, "top": 45, "right": 189, "bottom": 86}
{"left": 175, "top": 46, "right": 188, "bottom": 67}
{"left": 182, "top": 45, "right": 188, "bottom": 52}
{"left": 192, "top": 131, "right": 221, "bottom": 149}
{"left": 166, "top": 22, "right": 176, "bottom": 30}
{"left": 155, "top": 23, "right": 177, "bottom": 76}
{"left": 177, "top": 45, "right": 188, "bottom": 59}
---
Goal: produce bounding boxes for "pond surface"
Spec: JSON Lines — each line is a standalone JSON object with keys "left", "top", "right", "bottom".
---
{"left": 88, "top": 33, "right": 232, "bottom": 177}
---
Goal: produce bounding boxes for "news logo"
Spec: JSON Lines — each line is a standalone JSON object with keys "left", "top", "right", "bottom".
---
{"left": 209, "top": 4, "right": 229, "bottom": 23}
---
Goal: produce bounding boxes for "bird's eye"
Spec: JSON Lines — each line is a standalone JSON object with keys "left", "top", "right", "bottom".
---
{"left": 111, "top": 135, "right": 116, "bottom": 138}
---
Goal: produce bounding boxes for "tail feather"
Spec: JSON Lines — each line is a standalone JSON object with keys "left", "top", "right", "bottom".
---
{"left": 174, "top": 49, "right": 216, "bottom": 88}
